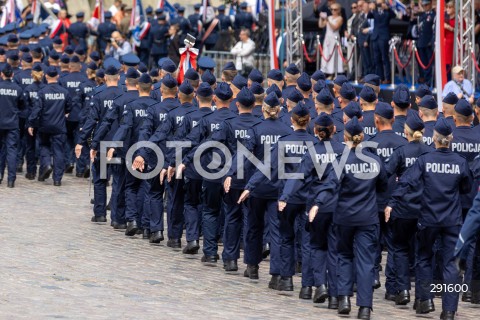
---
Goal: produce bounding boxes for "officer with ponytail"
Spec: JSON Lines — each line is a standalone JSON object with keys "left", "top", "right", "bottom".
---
{"left": 310, "top": 117, "right": 388, "bottom": 320}
{"left": 384, "top": 112, "right": 433, "bottom": 306}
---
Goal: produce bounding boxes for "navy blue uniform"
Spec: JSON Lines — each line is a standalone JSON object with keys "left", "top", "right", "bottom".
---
{"left": 150, "top": 23, "right": 169, "bottom": 66}
{"left": 13, "top": 68, "right": 34, "bottom": 169}
{"left": 68, "top": 21, "right": 89, "bottom": 51}
{"left": 422, "top": 120, "right": 435, "bottom": 146}
{"left": 392, "top": 148, "right": 472, "bottom": 312}
{"left": 28, "top": 83, "right": 71, "bottom": 182}
{"left": 95, "top": 21, "right": 117, "bottom": 56}
{"left": 415, "top": 10, "right": 435, "bottom": 85}
{"left": 0, "top": 80, "right": 23, "bottom": 183}
{"left": 368, "top": 8, "right": 395, "bottom": 81}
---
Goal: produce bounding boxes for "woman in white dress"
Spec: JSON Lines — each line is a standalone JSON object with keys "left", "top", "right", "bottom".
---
{"left": 319, "top": 4, "right": 344, "bottom": 77}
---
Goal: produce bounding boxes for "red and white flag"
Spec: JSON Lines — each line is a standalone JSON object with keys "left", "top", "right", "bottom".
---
{"left": 178, "top": 46, "right": 199, "bottom": 84}
{"left": 435, "top": 1, "right": 446, "bottom": 106}
{"left": 88, "top": 0, "right": 104, "bottom": 30}
{"left": 267, "top": 0, "right": 278, "bottom": 69}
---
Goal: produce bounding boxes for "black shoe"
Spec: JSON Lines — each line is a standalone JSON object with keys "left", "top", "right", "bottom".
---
{"left": 277, "top": 276, "right": 294, "bottom": 291}
{"left": 268, "top": 275, "right": 281, "bottom": 290}
{"left": 75, "top": 172, "right": 83, "bottom": 178}
{"left": 328, "top": 296, "right": 339, "bottom": 309}
{"left": 313, "top": 284, "right": 328, "bottom": 303}
{"left": 53, "top": 181, "right": 61, "bottom": 186}
{"left": 358, "top": 307, "right": 371, "bottom": 320}
{"left": 135, "top": 228, "right": 143, "bottom": 235}
{"left": 182, "top": 240, "right": 200, "bottom": 254}
{"left": 91, "top": 215, "right": 107, "bottom": 223}
{"left": 416, "top": 299, "right": 435, "bottom": 314}
{"left": 7, "top": 181, "right": 14, "bottom": 188}
{"left": 143, "top": 229, "right": 151, "bottom": 239}
{"left": 16, "top": 165, "right": 23, "bottom": 173}
{"left": 166, "top": 238, "right": 182, "bottom": 248}
{"left": 395, "top": 290, "right": 410, "bottom": 305}
{"left": 462, "top": 291, "right": 472, "bottom": 302}
{"left": 83, "top": 168, "right": 90, "bottom": 178}
{"left": 384, "top": 292, "right": 396, "bottom": 301}
{"left": 25, "top": 173, "right": 35, "bottom": 180}
{"left": 440, "top": 311, "right": 455, "bottom": 320}
{"left": 149, "top": 231, "right": 164, "bottom": 243}
{"left": 299, "top": 286, "right": 312, "bottom": 299}
{"left": 338, "top": 295, "right": 351, "bottom": 315}
{"left": 125, "top": 221, "right": 138, "bottom": 236}
{"left": 39, "top": 166, "right": 52, "bottom": 181}
{"left": 224, "top": 260, "right": 238, "bottom": 272}
{"left": 243, "top": 264, "right": 259, "bottom": 279}
{"left": 90, "top": 198, "right": 94, "bottom": 204}
{"left": 472, "top": 291, "right": 480, "bottom": 304}
{"left": 295, "top": 261, "right": 302, "bottom": 274}
{"left": 65, "top": 164, "right": 74, "bottom": 174}
{"left": 262, "top": 243, "right": 270, "bottom": 259}
{"left": 112, "top": 222, "right": 127, "bottom": 230}
{"left": 373, "top": 279, "right": 381, "bottom": 289}
{"left": 201, "top": 255, "right": 218, "bottom": 265}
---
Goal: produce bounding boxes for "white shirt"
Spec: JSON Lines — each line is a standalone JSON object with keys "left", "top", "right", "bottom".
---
{"left": 109, "top": 5, "right": 118, "bottom": 16}
{"left": 105, "top": 41, "right": 132, "bottom": 60}
{"left": 230, "top": 38, "right": 256, "bottom": 70}
{"left": 44, "top": 2, "right": 61, "bottom": 12}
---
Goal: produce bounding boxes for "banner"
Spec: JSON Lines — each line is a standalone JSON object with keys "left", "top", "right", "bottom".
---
{"left": 0, "top": 0, "right": 23, "bottom": 27}
{"left": 178, "top": 46, "right": 199, "bottom": 84}
{"left": 435, "top": 0, "right": 446, "bottom": 108}
{"left": 157, "top": 0, "right": 177, "bottom": 20}
{"left": 268, "top": 0, "right": 278, "bottom": 69}
{"left": 131, "top": 0, "right": 151, "bottom": 47}
{"left": 88, "top": 0, "right": 104, "bottom": 30}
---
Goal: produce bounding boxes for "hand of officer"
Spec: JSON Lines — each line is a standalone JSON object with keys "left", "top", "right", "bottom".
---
{"left": 176, "top": 164, "right": 186, "bottom": 180}
{"left": 90, "top": 149, "right": 97, "bottom": 162}
{"left": 167, "top": 166, "right": 176, "bottom": 182}
{"left": 28, "top": 127, "right": 34, "bottom": 136}
{"left": 237, "top": 190, "right": 250, "bottom": 204}
{"left": 224, "top": 176, "right": 232, "bottom": 193}
{"left": 278, "top": 201, "right": 287, "bottom": 212}
{"left": 362, "top": 28, "right": 369, "bottom": 34}
{"left": 384, "top": 206, "right": 392, "bottom": 222}
{"left": 132, "top": 156, "right": 145, "bottom": 171}
{"left": 75, "top": 144, "right": 82, "bottom": 158}
{"left": 106, "top": 148, "right": 115, "bottom": 161}
{"left": 160, "top": 168, "right": 167, "bottom": 185}
{"left": 309, "top": 205, "right": 319, "bottom": 222}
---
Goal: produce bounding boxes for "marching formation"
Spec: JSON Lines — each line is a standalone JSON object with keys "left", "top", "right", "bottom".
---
{"left": 1, "top": 22, "right": 480, "bottom": 320}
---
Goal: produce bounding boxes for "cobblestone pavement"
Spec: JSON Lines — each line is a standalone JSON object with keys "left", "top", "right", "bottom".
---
{"left": 0, "top": 174, "right": 479, "bottom": 319}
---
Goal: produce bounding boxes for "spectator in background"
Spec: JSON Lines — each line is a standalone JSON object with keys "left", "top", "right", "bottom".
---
{"left": 44, "top": 0, "right": 61, "bottom": 12}
{"left": 230, "top": 28, "right": 256, "bottom": 76}
{"left": 444, "top": 1, "right": 455, "bottom": 81}
{"left": 105, "top": 31, "right": 132, "bottom": 60}
{"left": 443, "top": 66, "right": 475, "bottom": 104}
{"left": 113, "top": 4, "right": 127, "bottom": 27}
{"left": 109, "top": 0, "right": 122, "bottom": 16}
{"left": 167, "top": 24, "right": 181, "bottom": 66}
{"left": 357, "top": 0, "right": 372, "bottom": 80}
{"left": 345, "top": 1, "right": 360, "bottom": 79}
{"left": 413, "top": 0, "right": 435, "bottom": 86}
{"left": 319, "top": 3, "right": 344, "bottom": 78}
{"left": 119, "top": 7, "right": 132, "bottom": 37}
{"left": 58, "top": 9, "right": 71, "bottom": 48}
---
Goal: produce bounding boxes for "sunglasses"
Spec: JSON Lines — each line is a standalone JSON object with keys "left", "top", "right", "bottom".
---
{"left": 332, "top": 8, "right": 340, "bottom": 11}
{"left": 351, "top": 6, "right": 357, "bottom": 9}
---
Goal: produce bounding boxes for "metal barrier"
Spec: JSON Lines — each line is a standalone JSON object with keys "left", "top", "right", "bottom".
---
{"left": 202, "top": 50, "right": 271, "bottom": 80}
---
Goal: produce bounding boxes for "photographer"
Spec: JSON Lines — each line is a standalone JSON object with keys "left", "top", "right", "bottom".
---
{"left": 230, "top": 28, "right": 255, "bottom": 76}
{"left": 105, "top": 31, "right": 132, "bottom": 60}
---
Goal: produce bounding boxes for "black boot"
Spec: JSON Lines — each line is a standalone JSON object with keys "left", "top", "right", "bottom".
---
{"left": 243, "top": 264, "right": 259, "bottom": 279}
{"left": 182, "top": 240, "right": 200, "bottom": 254}
{"left": 143, "top": 229, "right": 151, "bottom": 239}
{"left": 149, "top": 231, "right": 164, "bottom": 243}
{"left": 262, "top": 243, "right": 270, "bottom": 259}
{"left": 338, "top": 295, "right": 351, "bottom": 315}
{"left": 299, "top": 286, "right": 312, "bottom": 299}
{"left": 357, "top": 307, "right": 371, "bottom": 320}
{"left": 462, "top": 291, "right": 472, "bottom": 302}
{"left": 224, "top": 260, "right": 238, "bottom": 272}
{"left": 277, "top": 276, "right": 294, "bottom": 291}
{"left": 201, "top": 255, "right": 218, "bottom": 265}
{"left": 328, "top": 296, "right": 339, "bottom": 309}
{"left": 416, "top": 299, "right": 435, "bottom": 314}
{"left": 440, "top": 311, "right": 455, "bottom": 320}
{"left": 395, "top": 290, "right": 410, "bottom": 305}
{"left": 125, "top": 221, "right": 138, "bottom": 236}
{"left": 112, "top": 222, "right": 127, "bottom": 230}
{"left": 166, "top": 238, "right": 182, "bottom": 248}
{"left": 91, "top": 215, "right": 106, "bottom": 223}
{"left": 313, "top": 284, "right": 328, "bottom": 303}
{"left": 384, "top": 292, "right": 396, "bottom": 301}
{"left": 268, "top": 275, "right": 281, "bottom": 290}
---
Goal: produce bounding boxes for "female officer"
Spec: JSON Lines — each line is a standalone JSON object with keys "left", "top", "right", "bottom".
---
{"left": 384, "top": 112, "right": 433, "bottom": 306}
{"left": 309, "top": 117, "right": 388, "bottom": 320}
{"left": 238, "top": 102, "right": 316, "bottom": 298}
{"left": 388, "top": 118, "right": 472, "bottom": 320}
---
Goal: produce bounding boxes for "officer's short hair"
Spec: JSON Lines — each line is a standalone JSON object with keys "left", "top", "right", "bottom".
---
{"left": 285, "top": 73, "right": 300, "bottom": 84}
{"left": 188, "top": 79, "right": 199, "bottom": 88}
{"left": 254, "top": 93, "right": 265, "bottom": 104}
{"left": 454, "top": 112, "right": 473, "bottom": 124}
{"left": 31, "top": 51, "right": 42, "bottom": 60}
{"left": 126, "top": 78, "right": 139, "bottom": 87}
{"left": 160, "top": 83, "right": 177, "bottom": 96}
{"left": 222, "top": 70, "right": 237, "bottom": 83}
{"left": 138, "top": 82, "right": 151, "bottom": 93}
{"left": 105, "top": 74, "right": 119, "bottom": 82}
{"left": 418, "top": 106, "right": 437, "bottom": 118}
{"left": 314, "top": 100, "right": 333, "bottom": 113}
{"left": 179, "top": 91, "right": 195, "bottom": 103}
{"left": 197, "top": 94, "right": 213, "bottom": 104}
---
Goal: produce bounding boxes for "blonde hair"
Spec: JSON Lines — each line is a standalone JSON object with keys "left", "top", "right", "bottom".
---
{"left": 32, "top": 70, "right": 43, "bottom": 83}
{"left": 405, "top": 124, "right": 423, "bottom": 142}
{"left": 433, "top": 131, "right": 453, "bottom": 147}
{"left": 262, "top": 103, "right": 280, "bottom": 119}
{"left": 344, "top": 131, "right": 364, "bottom": 146}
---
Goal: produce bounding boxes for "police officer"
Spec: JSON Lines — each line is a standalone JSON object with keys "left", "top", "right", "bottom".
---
{"left": 391, "top": 85, "right": 413, "bottom": 138}
{"left": 414, "top": 0, "right": 435, "bottom": 85}
{"left": 0, "top": 64, "right": 24, "bottom": 187}
{"left": 216, "top": 5, "right": 234, "bottom": 51}
{"left": 59, "top": 55, "right": 88, "bottom": 175}
{"left": 414, "top": 84, "right": 432, "bottom": 106}
{"left": 359, "top": 86, "right": 378, "bottom": 136}
{"left": 369, "top": 102, "right": 407, "bottom": 295}
{"left": 216, "top": 87, "right": 262, "bottom": 275}
{"left": 311, "top": 116, "right": 387, "bottom": 320}
{"left": 384, "top": 112, "right": 433, "bottom": 306}
{"left": 176, "top": 6, "right": 191, "bottom": 44}
{"left": 221, "top": 62, "right": 237, "bottom": 84}
{"left": 28, "top": 66, "right": 71, "bottom": 186}
{"left": 22, "top": 63, "right": 45, "bottom": 180}
{"left": 250, "top": 82, "right": 265, "bottom": 117}
{"left": 296, "top": 72, "right": 316, "bottom": 118}
{"left": 283, "top": 63, "right": 301, "bottom": 102}
{"left": 390, "top": 118, "right": 472, "bottom": 320}
{"left": 150, "top": 15, "right": 170, "bottom": 67}
{"left": 230, "top": 92, "right": 291, "bottom": 287}
{"left": 234, "top": 2, "right": 254, "bottom": 39}
{"left": 76, "top": 65, "right": 124, "bottom": 223}
{"left": 307, "top": 87, "right": 343, "bottom": 134}
{"left": 188, "top": 4, "right": 202, "bottom": 41}
{"left": 229, "top": 74, "right": 248, "bottom": 113}
{"left": 95, "top": 11, "right": 117, "bottom": 57}
{"left": 68, "top": 12, "right": 89, "bottom": 52}
{"left": 333, "top": 82, "right": 357, "bottom": 125}
{"left": 442, "top": 92, "right": 458, "bottom": 129}
{"left": 280, "top": 88, "right": 303, "bottom": 127}
{"left": 417, "top": 95, "right": 438, "bottom": 146}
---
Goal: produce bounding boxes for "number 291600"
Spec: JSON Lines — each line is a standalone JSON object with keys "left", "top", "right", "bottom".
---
{"left": 430, "top": 284, "right": 469, "bottom": 293}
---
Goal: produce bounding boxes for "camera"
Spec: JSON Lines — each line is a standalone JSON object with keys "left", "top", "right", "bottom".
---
{"left": 184, "top": 33, "right": 196, "bottom": 47}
